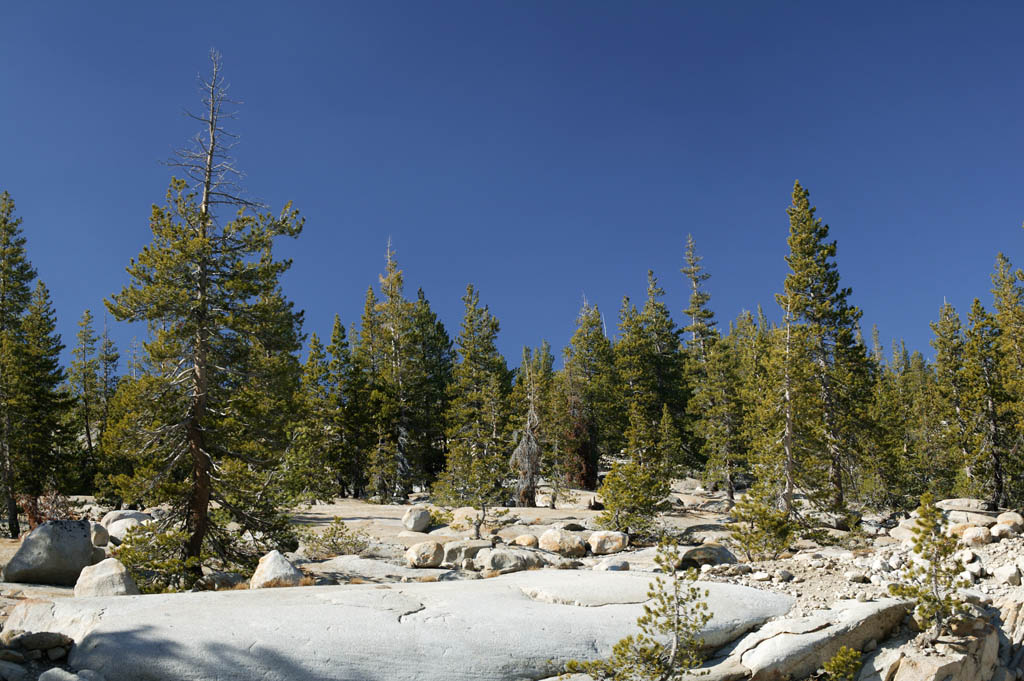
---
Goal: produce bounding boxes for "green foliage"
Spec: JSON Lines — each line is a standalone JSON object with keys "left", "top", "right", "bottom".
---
{"left": 887, "top": 493, "right": 968, "bottom": 637}
{"left": 823, "top": 645, "right": 862, "bottom": 681}
{"left": 428, "top": 507, "right": 453, "bottom": 527}
{"left": 433, "top": 285, "right": 511, "bottom": 538}
{"left": 727, "top": 490, "right": 794, "bottom": 561}
{"left": 114, "top": 525, "right": 201, "bottom": 594}
{"left": 565, "top": 538, "right": 711, "bottom": 680}
{"left": 297, "top": 517, "right": 369, "bottom": 559}
{"left": 510, "top": 343, "right": 554, "bottom": 507}
{"left": 596, "top": 402, "right": 673, "bottom": 537}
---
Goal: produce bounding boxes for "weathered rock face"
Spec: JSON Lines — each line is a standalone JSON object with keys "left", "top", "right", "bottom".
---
{"left": 442, "top": 539, "right": 492, "bottom": 566}
{"left": 3, "top": 520, "right": 94, "bottom": 586}
{"left": 997, "top": 511, "right": 1024, "bottom": 531}
{"left": 885, "top": 624, "right": 999, "bottom": 681}
{"left": 701, "top": 598, "right": 910, "bottom": 681}
{"left": 302, "top": 554, "right": 453, "bottom": 583}
{"left": 74, "top": 559, "right": 140, "bottom": 598}
{"left": 6, "top": 571, "right": 793, "bottom": 681}
{"left": 249, "top": 550, "right": 303, "bottom": 589}
{"left": 936, "top": 498, "right": 996, "bottom": 513}
{"left": 405, "top": 541, "right": 444, "bottom": 568}
{"left": 473, "top": 547, "right": 547, "bottom": 574}
{"left": 539, "top": 529, "right": 587, "bottom": 557}
{"left": 587, "top": 531, "right": 628, "bottom": 555}
{"left": 946, "top": 511, "right": 998, "bottom": 528}
{"left": 401, "top": 507, "right": 431, "bottom": 533}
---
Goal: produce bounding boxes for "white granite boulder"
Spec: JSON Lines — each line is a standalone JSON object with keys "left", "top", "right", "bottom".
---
{"left": 74, "top": 558, "right": 140, "bottom": 598}
{"left": 401, "top": 507, "right": 431, "bottom": 533}
{"left": 3, "top": 520, "right": 94, "bottom": 586}
{"left": 89, "top": 523, "right": 108, "bottom": 548}
{"left": 106, "top": 518, "right": 145, "bottom": 545}
{"left": 250, "top": 550, "right": 303, "bottom": 589}
{"left": 587, "top": 531, "right": 628, "bottom": 555}
{"left": 99, "top": 510, "right": 152, "bottom": 528}
{"left": 538, "top": 528, "right": 587, "bottom": 557}
{"left": 961, "top": 526, "right": 992, "bottom": 547}
{"left": 997, "top": 511, "right": 1024, "bottom": 531}
{"left": 405, "top": 541, "right": 444, "bottom": 568}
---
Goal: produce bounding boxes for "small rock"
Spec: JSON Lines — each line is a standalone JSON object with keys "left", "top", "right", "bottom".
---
{"left": 678, "top": 544, "right": 737, "bottom": 568}
{"left": 404, "top": 541, "right": 444, "bottom": 568}
{"left": 997, "top": 511, "right": 1024, "bottom": 531}
{"left": 775, "top": 569, "right": 794, "bottom": 582}
{"left": 993, "top": 563, "right": 1021, "bottom": 586}
{"left": 587, "top": 531, "right": 628, "bottom": 555}
{"left": 961, "top": 526, "right": 992, "bottom": 547}
{"left": 844, "top": 570, "right": 869, "bottom": 584}
{"left": 250, "top": 550, "right": 303, "bottom": 588}
{"left": 0, "top": 661, "right": 27, "bottom": 681}
{"left": 990, "top": 523, "right": 1017, "bottom": 540}
{"left": 401, "top": 507, "right": 431, "bottom": 533}
{"left": 46, "top": 646, "right": 66, "bottom": 661}
{"left": 74, "top": 558, "right": 140, "bottom": 598}
{"left": 538, "top": 529, "right": 587, "bottom": 557}
{"left": 966, "top": 560, "right": 986, "bottom": 577}
{"left": 594, "top": 557, "right": 629, "bottom": 571}
{"left": 38, "top": 670, "right": 78, "bottom": 681}
{"left": 89, "top": 523, "right": 108, "bottom": 547}
{"left": 751, "top": 571, "right": 772, "bottom": 581}
{"left": 513, "top": 535, "right": 538, "bottom": 548}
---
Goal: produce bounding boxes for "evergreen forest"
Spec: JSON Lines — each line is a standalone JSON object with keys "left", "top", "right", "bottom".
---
{"left": 3, "top": 54, "right": 1024, "bottom": 579}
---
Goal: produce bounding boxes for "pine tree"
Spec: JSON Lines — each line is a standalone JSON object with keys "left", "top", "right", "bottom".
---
{"left": 433, "top": 285, "right": 511, "bottom": 538}
{"left": 681, "top": 234, "right": 717, "bottom": 364}
{"left": 67, "top": 309, "right": 101, "bottom": 490}
{"left": 963, "top": 300, "right": 1010, "bottom": 505}
{"left": 556, "top": 301, "right": 617, "bottom": 489}
{"left": 14, "top": 282, "right": 72, "bottom": 501}
{"left": 929, "top": 302, "right": 973, "bottom": 493}
{"left": 0, "top": 191, "right": 40, "bottom": 536}
{"left": 776, "top": 181, "right": 866, "bottom": 512}
{"left": 692, "top": 332, "right": 745, "bottom": 499}
{"left": 105, "top": 53, "right": 304, "bottom": 570}
{"left": 615, "top": 272, "right": 690, "bottom": 471}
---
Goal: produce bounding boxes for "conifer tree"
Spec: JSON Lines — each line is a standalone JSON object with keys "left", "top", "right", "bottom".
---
{"left": 776, "top": 181, "right": 866, "bottom": 512}
{"left": 615, "top": 272, "right": 690, "bottom": 470}
{"left": 681, "top": 234, "right": 716, "bottom": 364}
{"left": 963, "top": 300, "right": 1010, "bottom": 505}
{"left": 556, "top": 302, "right": 617, "bottom": 489}
{"left": 105, "top": 53, "right": 304, "bottom": 570}
{"left": 14, "top": 282, "right": 72, "bottom": 501}
{"left": 433, "top": 285, "right": 511, "bottom": 537}
{"left": 929, "top": 302, "right": 973, "bottom": 492}
{"left": 68, "top": 310, "right": 101, "bottom": 490}
{"left": 0, "top": 192, "right": 40, "bottom": 536}
{"left": 692, "top": 333, "right": 745, "bottom": 499}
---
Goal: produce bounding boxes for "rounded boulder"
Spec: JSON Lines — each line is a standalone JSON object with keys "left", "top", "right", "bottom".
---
{"left": 405, "top": 541, "right": 444, "bottom": 568}
{"left": 74, "top": 558, "right": 140, "bottom": 598}
{"left": 587, "top": 531, "right": 628, "bottom": 555}
{"left": 401, "top": 506, "right": 432, "bottom": 533}
{"left": 250, "top": 550, "right": 303, "bottom": 589}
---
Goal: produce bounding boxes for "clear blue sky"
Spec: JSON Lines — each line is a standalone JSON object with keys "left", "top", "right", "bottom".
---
{"left": 2, "top": 3, "right": 1022, "bottom": 368}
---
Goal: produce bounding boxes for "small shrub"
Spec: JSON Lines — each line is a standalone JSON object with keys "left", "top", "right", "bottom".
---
{"left": 565, "top": 538, "right": 712, "bottom": 680}
{"left": 429, "top": 507, "right": 453, "bottom": 527}
{"left": 727, "top": 491, "right": 793, "bottom": 561}
{"left": 823, "top": 646, "right": 861, "bottom": 681}
{"left": 887, "top": 492, "right": 969, "bottom": 641}
{"left": 297, "top": 517, "right": 370, "bottom": 559}
{"left": 596, "top": 461, "right": 669, "bottom": 538}
{"left": 113, "top": 525, "right": 201, "bottom": 594}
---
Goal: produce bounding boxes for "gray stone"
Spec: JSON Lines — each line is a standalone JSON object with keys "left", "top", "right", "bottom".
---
{"left": 678, "top": 543, "right": 736, "bottom": 569}
{"left": 105, "top": 518, "right": 144, "bottom": 545}
{"left": 404, "top": 541, "right": 444, "bottom": 568}
{"left": 586, "top": 531, "right": 628, "bottom": 555}
{"left": 401, "top": 506, "right": 431, "bottom": 533}
{"left": 2, "top": 520, "right": 94, "bottom": 586}
{"left": 538, "top": 529, "right": 587, "bottom": 557}
{"left": 302, "top": 554, "right": 453, "bottom": 583}
{"left": 990, "top": 522, "right": 1017, "bottom": 540}
{"left": 513, "top": 534, "right": 538, "bottom": 548}
{"left": 441, "top": 539, "right": 492, "bottom": 566}
{"left": 98, "top": 510, "right": 152, "bottom": 529}
{"left": 5, "top": 571, "right": 793, "bottom": 681}
{"left": 946, "top": 510, "right": 998, "bottom": 527}
{"left": 89, "top": 523, "right": 108, "bottom": 548}
{"left": 961, "top": 526, "right": 992, "bottom": 547}
{"left": 997, "top": 511, "right": 1024, "bottom": 531}
{"left": 594, "top": 557, "right": 629, "bottom": 571}
{"left": 936, "top": 498, "right": 996, "bottom": 513}
{"left": 90, "top": 546, "right": 106, "bottom": 565}
{"left": 74, "top": 558, "right": 140, "bottom": 598}
{"left": 0, "top": 661, "right": 26, "bottom": 681}
{"left": 993, "top": 563, "right": 1021, "bottom": 586}
{"left": 250, "top": 550, "right": 302, "bottom": 589}
{"left": 38, "top": 671, "right": 78, "bottom": 681}
{"left": 474, "top": 547, "right": 546, "bottom": 574}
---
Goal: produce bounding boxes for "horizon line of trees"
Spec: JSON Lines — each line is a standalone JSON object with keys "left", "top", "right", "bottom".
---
{"left": 1, "top": 53, "right": 1023, "bottom": 577}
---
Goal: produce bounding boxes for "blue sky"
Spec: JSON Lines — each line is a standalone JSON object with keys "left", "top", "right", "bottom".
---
{"left": 1, "top": 2, "right": 1023, "bottom": 367}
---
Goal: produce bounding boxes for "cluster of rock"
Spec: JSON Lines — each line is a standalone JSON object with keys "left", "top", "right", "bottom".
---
{"left": 889, "top": 498, "right": 1024, "bottom": 548}
{"left": 403, "top": 526, "right": 628, "bottom": 577}
{"left": 0, "top": 628, "right": 106, "bottom": 681}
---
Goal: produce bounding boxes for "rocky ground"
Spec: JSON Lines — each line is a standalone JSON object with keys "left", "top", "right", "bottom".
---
{"left": 0, "top": 486, "right": 1019, "bottom": 680}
